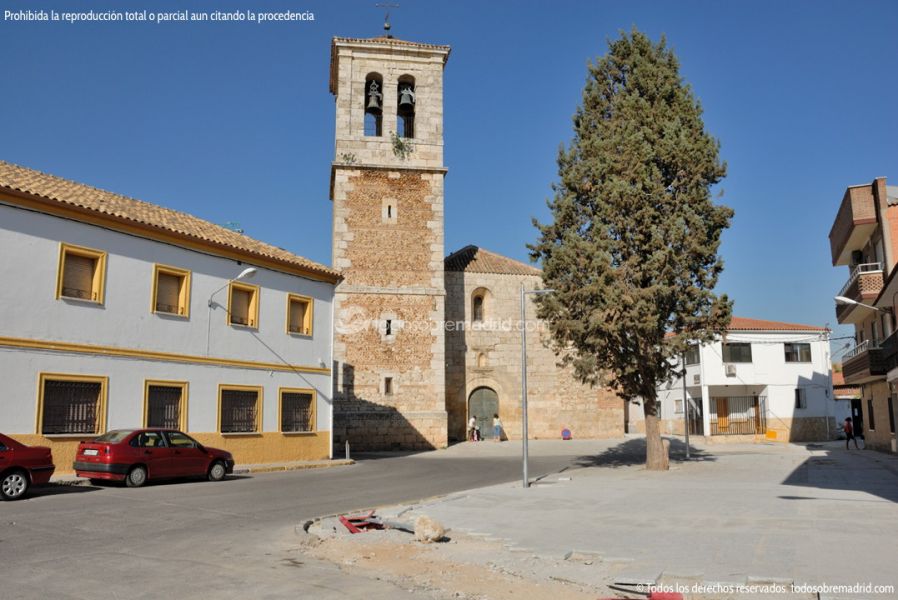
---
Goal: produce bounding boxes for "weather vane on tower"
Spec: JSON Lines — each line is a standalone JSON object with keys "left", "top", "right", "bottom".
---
{"left": 375, "top": 3, "right": 399, "bottom": 37}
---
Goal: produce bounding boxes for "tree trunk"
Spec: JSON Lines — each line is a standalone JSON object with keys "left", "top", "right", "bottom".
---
{"left": 643, "top": 396, "right": 669, "bottom": 471}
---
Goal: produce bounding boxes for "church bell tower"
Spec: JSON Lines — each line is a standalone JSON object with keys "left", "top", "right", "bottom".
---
{"left": 329, "top": 34, "right": 450, "bottom": 450}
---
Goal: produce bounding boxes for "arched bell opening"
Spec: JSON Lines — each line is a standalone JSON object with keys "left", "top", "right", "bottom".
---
{"left": 364, "top": 73, "right": 384, "bottom": 137}
{"left": 397, "top": 75, "right": 415, "bottom": 139}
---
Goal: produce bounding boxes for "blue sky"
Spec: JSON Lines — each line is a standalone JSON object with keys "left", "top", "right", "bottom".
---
{"left": 2, "top": 0, "right": 896, "bottom": 355}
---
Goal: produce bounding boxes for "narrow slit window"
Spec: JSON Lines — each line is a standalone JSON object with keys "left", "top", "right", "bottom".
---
{"left": 386, "top": 319, "right": 392, "bottom": 336}
{"left": 384, "top": 377, "right": 393, "bottom": 395}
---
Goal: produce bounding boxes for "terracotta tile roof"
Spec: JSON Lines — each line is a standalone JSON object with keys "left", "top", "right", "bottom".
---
{"left": 444, "top": 245, "right": 542, "bottom": 276}
{"left": 726, "top": 316, "right": 827, "bottom": 332}
{"left": 329, "top": 35, "right": 451, "bottom": 94}
{"left": 0, "top": 160, "right": 340, "bottom": 282}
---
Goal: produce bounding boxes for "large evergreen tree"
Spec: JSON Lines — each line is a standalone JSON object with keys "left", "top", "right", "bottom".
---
{"left": 530, "top": 29, "right": 733, "bottom": 470}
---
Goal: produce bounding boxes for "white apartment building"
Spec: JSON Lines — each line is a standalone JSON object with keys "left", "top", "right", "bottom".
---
{"left": 630, "top": 317, "right": 835, "bottom": 442}
{"left": 0, "top": 161, "right": 340, "bottom": 472}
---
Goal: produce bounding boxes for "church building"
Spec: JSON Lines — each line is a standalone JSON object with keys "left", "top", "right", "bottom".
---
{"left": 328, "top": 34, "right": 623, "bottom": 450}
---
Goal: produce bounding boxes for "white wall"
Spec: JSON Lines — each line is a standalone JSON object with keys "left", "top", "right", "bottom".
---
{"left": 0, "top": 203, "right": 335, "bottom": 434}
{"left": 0, "top": 347, "right": 332, "bottom": 434}
{"left": 0, "top": 203, "right": 333, "bottom": 368}
{"left": 633, "top": 330, "right": 835, "bottom": 430}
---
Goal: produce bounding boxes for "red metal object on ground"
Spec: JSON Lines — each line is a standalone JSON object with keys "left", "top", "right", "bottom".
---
{"left": 339, "top": 510, "right": 384, "bottom": 533}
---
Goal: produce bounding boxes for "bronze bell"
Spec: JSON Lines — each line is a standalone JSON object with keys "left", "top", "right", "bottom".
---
{"left": 366, "top": 81, "right": 382, "bottom": 112}
{"left": 398, "top": 84, "right": 415, "bottom": 110}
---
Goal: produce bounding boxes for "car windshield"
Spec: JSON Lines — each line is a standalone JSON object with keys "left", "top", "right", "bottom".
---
{"left": 93, "top": 430, "right": 134, "bottom": 443}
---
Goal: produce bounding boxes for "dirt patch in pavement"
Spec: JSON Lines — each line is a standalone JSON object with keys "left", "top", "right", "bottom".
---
{"left": 299, "top": 517, "right": 617, "bottom": 599}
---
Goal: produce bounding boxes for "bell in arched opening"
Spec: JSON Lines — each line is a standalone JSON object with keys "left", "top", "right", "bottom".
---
{"left": 398, "top": 83, "right": 415, "bottom": 112}
{"left": 366, "top": 79, "right": 383, "bottom": 113}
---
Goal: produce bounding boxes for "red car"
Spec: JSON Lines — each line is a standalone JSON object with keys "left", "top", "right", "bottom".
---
{"left": 0, "top": 433, "right": 55, "bottom": 500}
{"left": 74, "top": 429, "right": 234, "bottom": 487}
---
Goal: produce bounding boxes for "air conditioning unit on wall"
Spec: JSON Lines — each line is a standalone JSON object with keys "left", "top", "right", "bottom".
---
{"left": 725, "top": 364, "right": 737, "bottom": 377}
{"left": 693, "top": 374, "right": 701, "bottom": 385}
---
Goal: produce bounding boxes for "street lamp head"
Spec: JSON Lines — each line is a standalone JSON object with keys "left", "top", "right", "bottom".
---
{"left": 235, "top": 267, "right": 257, "bottom": 281}
{"left": 834, "top": 295, "right": 857, "bottom": 306}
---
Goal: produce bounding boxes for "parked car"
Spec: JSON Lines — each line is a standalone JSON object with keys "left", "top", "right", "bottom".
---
{"left": 74, "top": 429, "right": 234, "bottom": 487}
{"left": 0, "top": 433, "right": 55, "bottom": 500}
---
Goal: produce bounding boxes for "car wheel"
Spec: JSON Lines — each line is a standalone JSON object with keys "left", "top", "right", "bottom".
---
{"left": 1, "top": 470, "right": 30, "bottom": 501}
{"left": 125, "top": 465, "right": 148, "bottom": 488}
{"left": 208, "top": 461, "right": 226, "bottom": 482}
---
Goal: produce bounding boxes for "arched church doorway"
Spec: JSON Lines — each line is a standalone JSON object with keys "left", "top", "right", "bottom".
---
{"left": 468, "top": 387, "right": 499, "bottom": 440}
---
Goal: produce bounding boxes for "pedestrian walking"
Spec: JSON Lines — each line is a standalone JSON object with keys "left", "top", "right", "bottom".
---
{"left": 492, "top": 414, "right": 503, "bottom": 442}
{"left": 844, "top": 417, "right": 860, "bottom": 450}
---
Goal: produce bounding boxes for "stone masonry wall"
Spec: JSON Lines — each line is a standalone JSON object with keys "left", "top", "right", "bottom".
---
{"left": 445, "top": 271, "right": 623, "bottom": 443}
{"left": 330, "top": 38, "right": 449, "bottom": 451}
{"left": 332, "top": 168, "right": 446, "bottom": 451}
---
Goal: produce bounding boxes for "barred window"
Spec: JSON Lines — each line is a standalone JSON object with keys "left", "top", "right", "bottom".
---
{"left": 41, "top": 378, "right": 103, "bottom": 435}
{"left": 146, "top": 384, "right": 184, "bottom": 429}
{"left": 281, "top": 390, "right": 314, "bottom": 433}
{"left": 220, "top": 388, "right": 260, "bottom": 433}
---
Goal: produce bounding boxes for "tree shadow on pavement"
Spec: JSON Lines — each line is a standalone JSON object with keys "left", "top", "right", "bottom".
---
{"left": 574, "top": 436, "right": 716, "bottom": 468}
{"left": 781, "top": 445, "right": 898, "bottom": 503}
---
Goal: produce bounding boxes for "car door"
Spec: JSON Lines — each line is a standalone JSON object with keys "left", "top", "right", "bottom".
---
{"left": 131, "top": 431, "right": 175, "bottom": 479}
{"left": 0, "top": 440, "right": 10, "bottom": 470}
{"left": 165, "top": 431, "right": 207, "bottom": 477}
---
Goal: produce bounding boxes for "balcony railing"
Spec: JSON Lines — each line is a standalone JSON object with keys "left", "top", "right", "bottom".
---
{"left": 835, "top": 263, "right": 885, "bottom": 324}
{"left": 843, "top": 340, "right": 887, "bottom": 383}
{"left": 843, "top": 339, "right": 872, "bottom": 361}
{"left": 838, "top": 262, "right": 883, "bottom": 297}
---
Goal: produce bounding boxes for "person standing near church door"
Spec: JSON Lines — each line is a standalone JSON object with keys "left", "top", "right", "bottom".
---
{"left": 493, "top": 414, "right": 503, "bottom": 442}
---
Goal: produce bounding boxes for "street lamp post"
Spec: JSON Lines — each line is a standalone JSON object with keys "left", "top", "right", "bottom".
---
{"left": 521, "top": 284, "right": 555, "bottom": 489}
{"left": 682, "top": 352, "right": 690, "bottom": 460}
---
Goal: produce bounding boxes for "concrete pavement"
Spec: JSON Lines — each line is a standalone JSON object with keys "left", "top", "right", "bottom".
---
{"left": 331, "top": 437, "right": 898, "bottom": 597}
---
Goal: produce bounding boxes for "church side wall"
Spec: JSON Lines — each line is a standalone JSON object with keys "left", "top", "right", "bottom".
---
{"left": 445, "top": 271, "right": 623, "bottom": 442}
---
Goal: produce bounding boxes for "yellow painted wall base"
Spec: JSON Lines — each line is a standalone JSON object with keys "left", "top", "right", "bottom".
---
{"left": 9, "top": 432, "right": 331, "bottom": 474}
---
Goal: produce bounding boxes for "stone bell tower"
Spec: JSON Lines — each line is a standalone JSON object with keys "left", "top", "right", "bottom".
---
{"left": 329, "top": 35, "right": 450, "bottom": 450}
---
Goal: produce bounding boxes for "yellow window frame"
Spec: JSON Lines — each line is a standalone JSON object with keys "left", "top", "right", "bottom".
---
{"left": 36, "top": 372, "right": 108, "bottom": 436}
{"left": 286, "top": 294, "right": 314, "bottom": 337}
{"left": 151, "top": 264, "right": 191, "bottom": 318}
{"left": 217, "top": 384, "right": 263, "bottom": 434}
{"left": 277, "top": 387, "right": 317, "bottom": 434}
{"left": 227, "top": 281, "right": 260, "bottom": 329}
{"left": 143, "top": 380, "right": 189, "bottom": 431}
{"left": 56, "top": 243, "right": 107, "bottom": 304}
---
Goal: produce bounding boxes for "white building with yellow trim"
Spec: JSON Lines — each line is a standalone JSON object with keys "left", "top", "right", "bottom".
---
{"left": 0, "top": 160, "right": 340, "bottom": 472}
